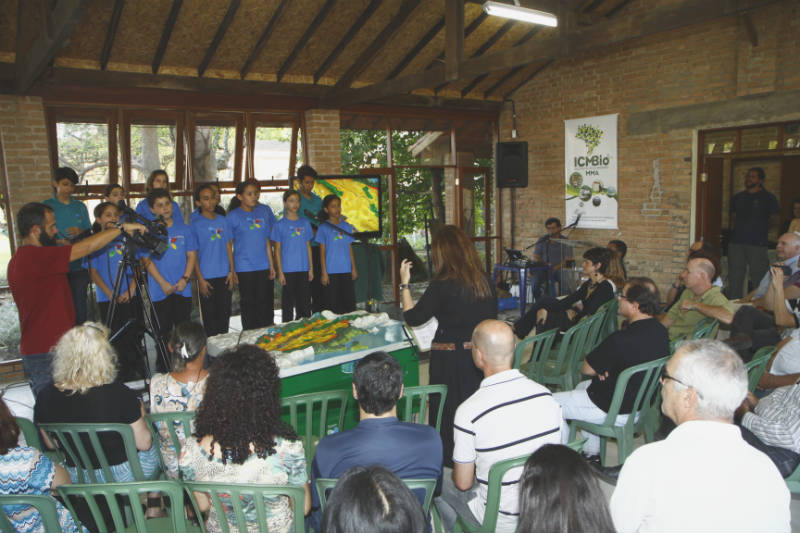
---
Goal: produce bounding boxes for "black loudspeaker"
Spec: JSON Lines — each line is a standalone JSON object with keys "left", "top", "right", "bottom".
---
{"left": 496, "top": 141, "right": 528, "bottom": 188}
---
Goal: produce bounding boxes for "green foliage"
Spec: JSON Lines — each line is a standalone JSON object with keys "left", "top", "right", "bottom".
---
{"left": 56, "top": 122, "right": 110, "bottom": 184}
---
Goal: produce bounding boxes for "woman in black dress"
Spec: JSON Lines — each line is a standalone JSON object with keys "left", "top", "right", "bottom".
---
{"left": 514, "top": 247, "right": 623, "bottom": 339}
{"left": 401, "top": 225, "right": 497, "bottom": 466}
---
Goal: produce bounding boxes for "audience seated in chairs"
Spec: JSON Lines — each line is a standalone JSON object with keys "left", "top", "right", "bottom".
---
{"left": 33, "top": 323, "right": 158, "bottom": 483}
{"left": 321, "top": 465, "right": 426, "bottom": 533}
{"left": 0, "top": 399, "right": 85, "bottom": 533}
{"left": 179, "top": 344, "right": 311, "bottom": 532}
{"left": 310, "top": 351, "right": 442, "bottom": 531}
{"left": 610, "top": 339, "right": 789, "bottom": 532}
{"left": 518, "top": 444, "right": 614, "bottom": 533}
{"left": 751, "top": 332, "right": 800, "bottom": 392}
{"left": 553, "top": 277, "right": 670, "bottom": 463}
{"left": 664, "top": 241, "right": 723, "bottom": 311}
{"left": 149, "top": 321, "right": 209, "bottom": 480}
{"left": 660, "top": 256, "right": 733, "bottom": 342}
{"left": 514, "top": 247, "right": 625, "bottom": 339}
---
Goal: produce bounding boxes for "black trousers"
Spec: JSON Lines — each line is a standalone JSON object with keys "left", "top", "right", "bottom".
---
{"left": 153, "top": 294, "right": 192, "bottom": 372}
{"left": 730, "top": 305, "right": 782, "bottom": 362}
{"left": 238, "top": 269, "right": 274, "bottom": 330}
{"left": 514, "top": 296, "right": 572, "bottom": 338}
{"left": 310, "top": 246, "right": 324, "bottom": 314}
{"left": 199, "top": 277, "right": 232, "bottom": 337}
{"left": 98, "top": 300, "right": 144, "bottom": 381}
{"left": 739, "top": 424, "right": 800, "bottom": 478}
{"left": 68, "top": 269, "right": 90, "bottom": 324}
{"left": 281, "top": 272, "right": 312, "bottom": 323}
{"left": 325, "top": 273, "right": 356, "bottom": 314}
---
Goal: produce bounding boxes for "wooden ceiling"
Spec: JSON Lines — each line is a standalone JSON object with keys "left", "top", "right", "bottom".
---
{"left": 0, "top": 0, "right": 781, "bottom": 113}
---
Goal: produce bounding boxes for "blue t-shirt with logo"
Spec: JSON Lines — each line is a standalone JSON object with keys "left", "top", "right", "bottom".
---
{"left": 42, "top": 195, "right": 91, "bottom": 271}
{"left": 135, "top": 198, "right": 183, "bottom": 222}
{"left": 147, "top": 220, "right": 198, "bottom": 302}
{"left": 227, "top": 205, "right": 276, "bottom": 273}
{"left": 270, "top": 217, "right": 312, "bottom": 273}
{"left": 87, "top": 237, "right": 134, "bottom": 303}
{"left": 190, "top": 213, "right": 231, "bottom": 280}
{"left": 316, "top": 220, "right": 355, "bottom": 274}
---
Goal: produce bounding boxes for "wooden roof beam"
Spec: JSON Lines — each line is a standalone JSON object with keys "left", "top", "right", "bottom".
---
{"left": 240, "top": 0, "right": 288, "bottom": 79}
{"left": 445, "top": 0, "right": 464, "bottom": 81}
{"left": 437, "top": 19, "right": 514, "bottom": 94}
{"left": 314, "top": 0, "right": 382, "bottom": 84}
{"left": 152, "top": 0, "right": 182, "bottom": 75}
{"left": 384, "top": 16, "right": 444, "bottom": 81}
{"left": 475, "top": 27, "right": 540, "bottom": 98}
{"left": 15, "top": 0, "right": 93, "bottom": 93}
{"left": 502, "top": 60, "right": 553, "bottom": 98}
{"left": 335, "top": 0, "right": 421, "bottom": 89}
{"left": 278, "top": 0, "right": 336, "bottom": 83}
{"left": 424, "top": 11, "right": 487, "bottom": 71}
{"left": 198, "top": 0, "right": 241, "bottom": 77}
{"left": 100, "top": 0, "right": 125, "bottom": 71}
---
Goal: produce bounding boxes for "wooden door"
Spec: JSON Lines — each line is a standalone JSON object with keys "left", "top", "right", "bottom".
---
{"left": 697, "top": 157, "right": 724, "bottom": 257}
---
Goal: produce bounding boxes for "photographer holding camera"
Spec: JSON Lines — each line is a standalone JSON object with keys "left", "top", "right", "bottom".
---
{"left": 8, "top": 202, "right": 148, "bottom": 396}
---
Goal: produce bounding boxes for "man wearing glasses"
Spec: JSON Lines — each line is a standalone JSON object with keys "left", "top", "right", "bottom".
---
{"left": 553, "top": 277, "right": 669, "bottom": 463}
{"left": 611, "top": 340, "right": 789, "bottom": 532}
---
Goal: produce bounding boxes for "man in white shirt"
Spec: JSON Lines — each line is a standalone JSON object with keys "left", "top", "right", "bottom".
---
{"left": 610, "top": 339, "right": 790, "bottom": 532}
{"left": 436, "top": 319, "right": 562, "bottom": 533}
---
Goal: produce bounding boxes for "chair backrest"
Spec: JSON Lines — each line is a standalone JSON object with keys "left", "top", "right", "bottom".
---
{"left": 583, "top": 311, "right": 608, "bottom": 357}
{"left": 461, "top": 454, "right": 530, "bottom": 533}
{"left": 145, "top": 411, "right": 196, "bottom": 476}
{"left": 281, "top": 389, "right": 350, "bottom": 465}
{"left": 397, "top": 385, "right": 447, "bottom": 432}
{"left": 14, "top": 417, "right": 44, "bottom": 451}
{"left": 315, "top": 477, "right": 436, "bottom": 514}
{"left": 691, "top": 317, "right": 719, "bottom": 339}
{"left": 58, "top": 480, "right": 186, "bottom": 533}
{"left": 599, "top": 297, "right": 620, "bottom": 339}
{"left": 525, "top": 318, "right": 592, "bottom": 387}
{"left": 745, "top": 345, "right": 775, "bottom": 392}
{"left": 0, "top": 493, "right": 64, "bottom": 533}
{"left": 566, "top": 438, "right": 587, "bottom": 453}
{"left": 513, "top": 328, "right": 558, "bottom": 370}
{"left": 601, "top": 356, "right": 670, "bottom": 425}
{"left": 183, "top": 481, "right": 305, "bottom": 533}
{"left": 38, "top": 422, "right": 146, "bottom": 483}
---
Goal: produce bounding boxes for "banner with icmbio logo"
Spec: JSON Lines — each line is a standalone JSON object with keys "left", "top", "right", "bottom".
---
{"left": 564, "top": 113, "right": 618, "bottom": 230}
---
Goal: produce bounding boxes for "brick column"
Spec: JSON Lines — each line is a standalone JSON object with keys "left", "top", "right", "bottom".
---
{"left": 303, "top": 109, "right": 342, "bottom": 174}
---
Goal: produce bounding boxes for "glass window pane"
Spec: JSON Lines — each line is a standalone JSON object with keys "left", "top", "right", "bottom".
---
{"left": 785, "top": 123, "right": 800, "bottom": 149}
{"left": 130, "top": 124, "right": 177, "bottom": 184}
{"left": 0, "top": 203, "right": 9, "bottom": 285}
{"left": 341, "top": 129, "right": 388, "bottom": 172}
{"left": 56, "top": 122, "right": 111, "bottom": 185}
{"left": 393, "top": 129, "right": 451, "bottom": 166}
{"left": 254, "top": 126, "right": 292, "bottom": 181}
{"left": 703, "top": 130, "right": 736, "bottom": 154}
{"left": 740, "top": 126, "right": 778, "bottom": 151}
{"left": 195, "top": 124, "right": 236, "bottom": 183}
{"left": 463, "top": 172, "right": 487, "bottom": 237}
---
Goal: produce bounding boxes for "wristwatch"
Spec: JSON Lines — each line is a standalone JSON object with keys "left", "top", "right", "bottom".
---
{"left": 399, "top": 283, "right": 410, "bottom": 291}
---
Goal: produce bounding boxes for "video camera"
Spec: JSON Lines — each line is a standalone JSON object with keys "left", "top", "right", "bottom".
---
{"left": 115, "top": 201, "right": 169, "bottom": 256}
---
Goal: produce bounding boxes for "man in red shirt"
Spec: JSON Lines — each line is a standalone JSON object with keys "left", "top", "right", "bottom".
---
{"left": 8, "top": 202, "right": 146, "bottom": 395}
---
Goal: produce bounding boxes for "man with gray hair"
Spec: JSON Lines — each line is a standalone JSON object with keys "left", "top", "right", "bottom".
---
{"left": 610, "top": 340, "right": 790, "bottom": 532}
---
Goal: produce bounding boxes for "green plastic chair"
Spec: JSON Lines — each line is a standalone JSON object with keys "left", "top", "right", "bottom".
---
{"left": 568, "top": 355, "right": 669, "bottom": 466}
{"left": 691, "top": 317, "right": 719, "bottom": 339}
{"left": 745, "top": 345, "right": 775, "bottom": 392}
{"left": 566, "top": 438, "right": 588, "bottom": 453}
{"left": 592, "top": 298, "right": 618, "bottom": 349}
{"left": 145, "top": 411, "right": 196, "bottom": 478}
{"left": 397, "top": 384, "right": 447, "bottom": 432}
{"left": 58, "top": 480, "right": 196, "bottom": 533}
{"left": 0, "top": 494, "right": 65, "bottom": 533}
{"left": 38, "top": 422, "right": 156, "bottom": 484}
{"left": 523, "top": 316, "right": 596, "bottom": 391}
{"left": 785, "top": 462, "right": 800, "bottom": 494}
{"left": 452, "top": 454, "right": 529, "bottom": 533}
{"left": 183, "top": 481, "right": 305, "bottom": 533}
{"left": 315, "top": 477, "right": 436, "bottom": 514}
{"left": 281, "top": 389, "right": 350, "bottom": 466}
{"left": 14, "top": 416, "right": 66, "bottom": 465}
{"left": 514, "top": 328, "right": 558, "bottom": 370}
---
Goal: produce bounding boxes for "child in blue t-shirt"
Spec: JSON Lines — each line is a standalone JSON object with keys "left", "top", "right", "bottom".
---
{"left": 134, "top": 169, "right": 183, "bottom": 222}
{"left": 316, "top": 194, "right": 358, "bottom": 314}
{"left": 271, "top": 189, "right": 313, "bottom": 323}
{"left": 190, "top": 183, "right": 234, "bottom": 336}
{"left": 88, "top": 202, "right": 142, "bottom": 380}
{"left": 144, "top": 188, "right": 198, "bottom": 371}
{"left": 226, "top": 179, "right": 277, "bottom": 330}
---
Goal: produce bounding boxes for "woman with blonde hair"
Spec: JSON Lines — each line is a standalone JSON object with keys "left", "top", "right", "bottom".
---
{"left": 33, "top": 323, "right": 159, "bottom": 483}
{"left": 400, "top": 225, "right": 497, "bottom": 465}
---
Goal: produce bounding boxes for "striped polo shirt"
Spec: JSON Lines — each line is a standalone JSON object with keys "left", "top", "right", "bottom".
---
{"left": 453, "top": 368, "right": 562, "bottom": 532}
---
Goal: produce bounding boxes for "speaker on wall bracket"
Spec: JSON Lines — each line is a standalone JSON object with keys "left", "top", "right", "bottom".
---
{"left": 496, "top": 141, "right": 528, "bottom": 188}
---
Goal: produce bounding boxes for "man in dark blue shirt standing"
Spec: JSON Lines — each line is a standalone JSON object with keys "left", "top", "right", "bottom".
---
{"left": 310, "top": 351, "right": 443, "bottom": 530}
{"left": 728, "top": 167, "right": 779, "bottom": 299}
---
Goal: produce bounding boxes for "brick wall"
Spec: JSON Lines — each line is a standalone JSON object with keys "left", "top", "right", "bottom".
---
{"left": 304, "top": 109, "right": 342, "bottom": 175}
{"left": 501, "top": 0, "right": 800, "bottom": 290}
{"left": 0, "top": 95, "right": 53, "bottom": 239}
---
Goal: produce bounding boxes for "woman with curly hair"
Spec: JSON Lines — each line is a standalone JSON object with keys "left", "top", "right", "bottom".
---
{"left": 33, "top": 323, "right": 158, "bottom": 483}
{"left": 400, "top": 225, "right": 497, "bottom": 466}
{"left": 179, "top": 344, "right": 310, "bottom": 533}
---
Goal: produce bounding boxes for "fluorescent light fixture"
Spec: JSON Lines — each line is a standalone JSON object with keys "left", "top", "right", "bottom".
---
{"left": 482, "top": 1, "right": 558, "bottom": 27}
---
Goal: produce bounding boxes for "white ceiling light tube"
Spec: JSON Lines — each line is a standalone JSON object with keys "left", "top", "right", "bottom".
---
{"left": 482, "top": 1, "right": 558, "bottom": 27}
